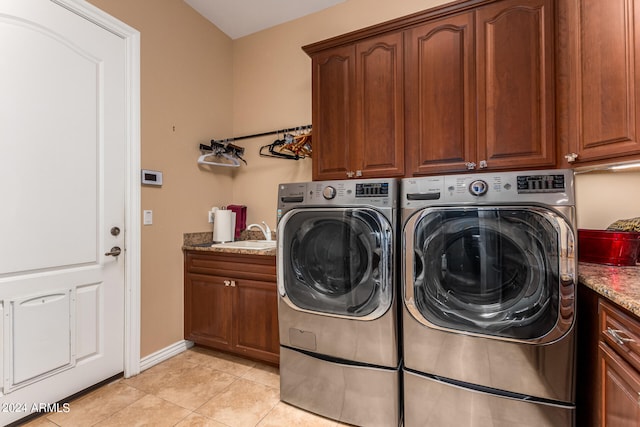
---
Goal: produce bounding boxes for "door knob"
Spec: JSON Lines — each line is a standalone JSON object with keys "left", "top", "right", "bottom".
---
{"left": 105, "top": 246, "right": 122, "bottom": 257}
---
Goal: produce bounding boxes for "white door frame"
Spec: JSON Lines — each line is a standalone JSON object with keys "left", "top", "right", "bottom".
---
{"left": 54, "top": 0, "right": 141, "bottom": 377}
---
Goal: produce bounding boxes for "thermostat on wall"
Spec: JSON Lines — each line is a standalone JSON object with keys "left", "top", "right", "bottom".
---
{"left": 141, "top": 169, "right": 163, "bottom": 186}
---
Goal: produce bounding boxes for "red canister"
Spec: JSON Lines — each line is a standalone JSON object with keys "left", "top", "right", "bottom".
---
{"left": 578, "top": 229, "right": 640, "bottom": 266}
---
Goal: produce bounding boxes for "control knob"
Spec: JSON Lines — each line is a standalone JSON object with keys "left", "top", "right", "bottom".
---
{"left": 322, "top": 186, "right": 337, "bottom": 200}
{"left": 469, "top": 180, "right": 489, "bottom": 196}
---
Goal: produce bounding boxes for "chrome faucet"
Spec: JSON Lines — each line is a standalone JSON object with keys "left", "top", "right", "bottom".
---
{"left": 247, "top": 221, "right": 272, "bottom": 241}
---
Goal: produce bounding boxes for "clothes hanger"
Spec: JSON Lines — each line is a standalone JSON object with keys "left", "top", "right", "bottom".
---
{"left": 259, "top": 131, "right": 302, "bottom": 160}
{"left": 260, "top": 140, "right": 301, "bottom": 160}
{"left": 282, "top": 130, "right": 312, "bottom": 157}
{"left": 197, "top": 151, "right": 241, "bottom": 167}
{"left": 198, "top": 141, "right": 247, "bottom": 167}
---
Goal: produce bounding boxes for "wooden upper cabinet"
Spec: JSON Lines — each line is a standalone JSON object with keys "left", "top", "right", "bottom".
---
{"left": 558, "top": 0, "right": 640, "bottom": 165}
{"left": 356, "top": 34, "right": 405, "bottom": 179}
{"left": 308, "top": 0, "right": 557, "bottom": 179}
{"left": 308, "top": 33, "right": 404, "bottom": 180}
{"left": 476, "top": 0, "right": 556, "bottom": 170}
{"left": 405, "top": 12, "right": 476, "bottom": 175}
{"left": 311, "top": 45, "right": 355, "bottom": 180}
{"left": 406, "top": 0, "right": 556, "bottom": 176}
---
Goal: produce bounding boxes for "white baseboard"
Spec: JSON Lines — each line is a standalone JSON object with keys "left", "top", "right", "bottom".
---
{"left": 138, "top": 340, "right": 194, "bottom": 372}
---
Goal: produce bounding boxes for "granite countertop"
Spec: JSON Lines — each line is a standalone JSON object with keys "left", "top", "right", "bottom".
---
{"left": 182, "top": 231, "right": 276, "bottom": 256}
{"left": 579, "top": 262, "right": 640, "bottom": 316}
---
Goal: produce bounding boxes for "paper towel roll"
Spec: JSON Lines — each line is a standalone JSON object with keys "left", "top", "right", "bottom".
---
{"left": 213, "top": 209, "right": 235, "bottom": 242}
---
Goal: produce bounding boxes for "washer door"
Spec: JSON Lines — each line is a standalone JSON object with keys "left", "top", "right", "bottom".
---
{"left": 278, "top": 207, "right": 393, "bottom": 320}
{"left": 404, "top": 206, "right": 575, "bottom": 342}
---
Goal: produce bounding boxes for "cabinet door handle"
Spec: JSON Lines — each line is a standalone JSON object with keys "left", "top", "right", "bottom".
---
{"left": 224, "top": 280, "right": 230, "bottom": 287}
{"left": 465, "top": 162, "right": 476, "bottom": 170}
{"left": 606, "top": 327, "right": 635, "bottom": 346}
{"left": 346, "top": 171, "right": 355, "bottom": 178}
{"left": 479, "top": 160, "right": 488, "bottom": 169}
{"left": 564, "top": 153, "right": 578, "bottom": 163}
{"left": 355, "top": 170, "right": 362, "bottom": 177}
{"left": 230, "top": 280, "right": 236, "bottom": 287}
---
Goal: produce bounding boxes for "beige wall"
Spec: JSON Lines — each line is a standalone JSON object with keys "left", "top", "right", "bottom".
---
{"left": 88, "top": 0, "right": 234, "bottom": 357}
{"left": 87, "top": 0, "right": 451, "bottom": 357}
{"left": 230, "top": 0, "right": 450, "bottom": 228}
{"left": 575, "top": 171, "right": 640, "bottom": 229}
{"left": 83, "top": 0, "right": 640, "bottom": 359}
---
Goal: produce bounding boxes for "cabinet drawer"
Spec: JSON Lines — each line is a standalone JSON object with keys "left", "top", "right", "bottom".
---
{"left": 599, "top": 299, "right": 640, "bottom": 372}
{"left": 185, "top": 251, "right": 276, "bottom": 281}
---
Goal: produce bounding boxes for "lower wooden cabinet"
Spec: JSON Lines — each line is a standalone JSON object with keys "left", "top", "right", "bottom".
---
{"left": 578, "top": 285, "right": 640, "bottom": 426}
{"left": 598, "top": 299, "right": 640, "bottom": 426}
{"left": 184, "top": 250, "right": 279, "bottom": 365}
{"left": 599, "top": 342, "right": 640, "bottom": 426}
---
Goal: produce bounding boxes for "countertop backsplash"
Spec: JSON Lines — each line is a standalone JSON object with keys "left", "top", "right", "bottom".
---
{"left": 183, "top": 230, "right": 277, "bottom": 256}
{"left": 183, "top": 229, "right": 275, "bottom": 246}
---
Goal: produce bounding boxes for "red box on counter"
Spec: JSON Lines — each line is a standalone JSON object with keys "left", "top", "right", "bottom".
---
{"left": 578, "top": 229, "right": 640, "bottom": 266}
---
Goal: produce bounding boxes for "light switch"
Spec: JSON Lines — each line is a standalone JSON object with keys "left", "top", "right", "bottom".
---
{"left": 143, "top": 210, "right": 153, "bottom": 225}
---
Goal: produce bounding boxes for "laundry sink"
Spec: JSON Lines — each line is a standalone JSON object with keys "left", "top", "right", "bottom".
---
{"left": 210, "top": 240, "right": 276, "bottom": 250}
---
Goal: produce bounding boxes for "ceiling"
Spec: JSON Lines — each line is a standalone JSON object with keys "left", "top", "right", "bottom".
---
{"left": 184, "top": 0, "right": 346, "bottom": 40}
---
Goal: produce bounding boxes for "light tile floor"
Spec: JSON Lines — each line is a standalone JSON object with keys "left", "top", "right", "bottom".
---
{"left": 21, "top": 346, "right": 351, "bottom": 427}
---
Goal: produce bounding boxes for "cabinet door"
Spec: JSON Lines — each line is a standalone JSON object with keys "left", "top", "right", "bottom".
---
{"left": 559, "top": 0, "right": 640, "bottom": 165}
{"left": 355, "top": 32, "right": 404, "bottom": 178}
{"left": 232, "top": 278, "right": 279, "bottom": 364}
{"left": 476, "top": 0, "right": 556, "bottom": 170}
{"left": 599, "top": 342, "right": 640, "bottom": 426}
{"left": 312, "top": 45, "right": 356, "bottom": 181}
{"left": 184, "top": 274, "right": 232, "bottom": 350}
{"left": 405, "top": 12, "right": 475, "bottom": 175}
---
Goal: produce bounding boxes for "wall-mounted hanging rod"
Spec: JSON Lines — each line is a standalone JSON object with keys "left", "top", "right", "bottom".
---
{"left": 210, "top": 124, "right": 311, "bottom": 145}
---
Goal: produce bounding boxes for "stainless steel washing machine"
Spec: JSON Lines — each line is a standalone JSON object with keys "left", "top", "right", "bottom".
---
{"left": 277, "top": 178, "right": 400, "bottom": 427}
{"left": 401, "top": 169, "right": 576, "bottom": 427}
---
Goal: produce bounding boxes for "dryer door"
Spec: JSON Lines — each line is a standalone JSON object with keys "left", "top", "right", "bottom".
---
{"left": 278, "top": 207, "right": 393, "bottom": 320}
{"left": 404, "top": 206, "right": 575, "bottom": 343}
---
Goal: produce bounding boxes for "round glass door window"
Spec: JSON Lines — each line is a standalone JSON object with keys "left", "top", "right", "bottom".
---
{"left": 411, "top": 208, "right": 564, "bottom": 339}
{"left": 280, "top": 208, "right": 392, "bottom": 318}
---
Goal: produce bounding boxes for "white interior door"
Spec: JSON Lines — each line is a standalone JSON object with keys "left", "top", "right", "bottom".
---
{"left": 0, "top": 0, "right": 129, "bottom": 423}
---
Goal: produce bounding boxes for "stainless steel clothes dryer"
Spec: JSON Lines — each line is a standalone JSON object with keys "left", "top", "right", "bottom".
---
{"left": 401, "top": 169, "right": 576, "bottom": 427}
{"left": 277, "top": 178, "right": 400, "bottom": 427}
